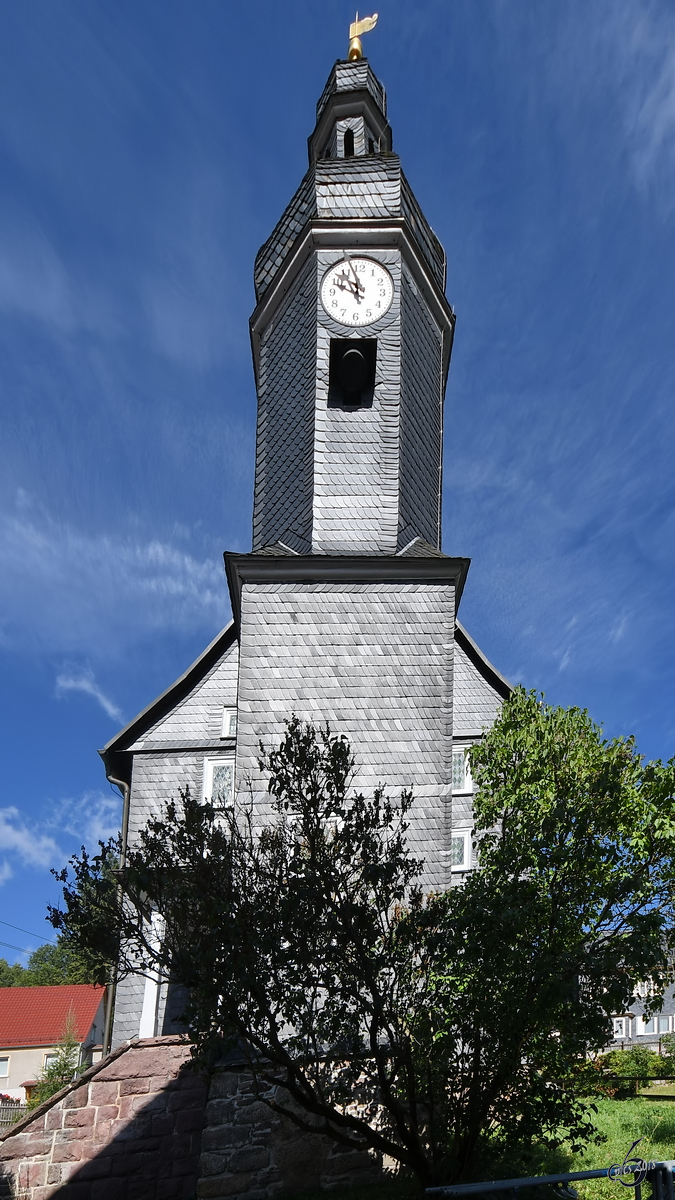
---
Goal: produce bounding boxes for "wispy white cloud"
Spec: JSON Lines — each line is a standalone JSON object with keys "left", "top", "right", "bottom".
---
{"left": 142, "top": 167, "right": 240, "bottom": 368}
{"left": 600, "top": 0, "right": 675, "bottom": 197}
{"left": 0, "top": 791, "right": 123, "bottom": 889}
{"left": 0, "top": 492, "right": 228, "bottom": 659}
{"left": 55, "top": 667, "right": 123, "bottom": 722}
{"left": 47, "top": 791, "right": 122, "bottom": 847}
{"left": 0, "top": 211, "right": 122, "bottom": 339}
{"left": 0, "top": 807, "right": 61, "bottom": 871}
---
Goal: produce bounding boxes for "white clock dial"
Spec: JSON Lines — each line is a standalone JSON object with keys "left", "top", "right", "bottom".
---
{"left": 320, "top": 257, "right": 394, "bottom": 327}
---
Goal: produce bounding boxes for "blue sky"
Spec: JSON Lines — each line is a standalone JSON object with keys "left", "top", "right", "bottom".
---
{"left": 1, "top": 0, "right": 675, "bottom": 955}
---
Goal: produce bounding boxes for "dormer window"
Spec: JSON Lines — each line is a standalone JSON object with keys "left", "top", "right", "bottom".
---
{"left": 343, "top": 128, "right": 355, "bottom": 157}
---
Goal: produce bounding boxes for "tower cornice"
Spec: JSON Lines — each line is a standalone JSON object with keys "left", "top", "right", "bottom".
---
{"left": 224, "top": 552, "right": 470, "bottom": 633}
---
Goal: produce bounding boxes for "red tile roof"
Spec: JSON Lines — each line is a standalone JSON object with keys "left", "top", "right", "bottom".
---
{"left": 0, "top": 985, "right": 105, "bottom": 1048}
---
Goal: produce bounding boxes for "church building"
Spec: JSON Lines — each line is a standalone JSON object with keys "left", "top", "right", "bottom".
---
{"left": 101, "top": 48, "right": 511, "bottom": 1050}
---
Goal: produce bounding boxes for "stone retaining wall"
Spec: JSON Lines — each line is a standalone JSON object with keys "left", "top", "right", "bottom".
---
{"left": 198, "top": 1066, "right": 380, "bottom": 1199}
{"left": 0, "top": 1037, "right": 382, "bottom": 1200}
{"left": 0, "top": 1036, "right": 206, "bottom": 1199}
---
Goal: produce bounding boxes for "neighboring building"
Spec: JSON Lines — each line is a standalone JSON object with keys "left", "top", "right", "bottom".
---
{"left": 101, "top": 55, "right": 511, "bottom": 1048}
{"left": 611, "top": 982, "right": 675, "bottom": 1051}
{"left": 0, "top": 984, "right": 106, "bottom": 1101}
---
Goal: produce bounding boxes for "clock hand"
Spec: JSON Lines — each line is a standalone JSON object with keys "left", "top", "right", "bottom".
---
{"left": 335, "top": 272, "right": 362, "bottom": 299}
{"left": 344, "top": 257, "right": 365, "bottom": 298}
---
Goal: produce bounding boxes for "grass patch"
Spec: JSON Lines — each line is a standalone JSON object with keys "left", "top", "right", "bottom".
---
{"left": 571, "top": 1099, "right": 675, "bottom": 1200}
{"left": 283, "top": 1100, "right": 675, "bottom": 1200}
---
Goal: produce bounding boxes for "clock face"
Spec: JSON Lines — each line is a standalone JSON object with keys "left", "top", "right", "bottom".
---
{"left": 320, "top": 258, "right": 394, "bottom": 327}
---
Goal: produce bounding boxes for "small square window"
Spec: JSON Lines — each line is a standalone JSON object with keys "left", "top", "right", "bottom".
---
{"left": 639, "top": 1015, "right": 657, "bottom": 1035}
{"left": 203, "top": 758, "right": 234, "bottom": 807}
{"left": 221, "top": 708, "right": 237, "bottom": 739}
{"left": 0, "top": 1057, "right": 8, "bottom": 1078}
{"left": 451, "top": 830, "right": 470, "bottom": 871}
{"left": 43, "top": 1053, "right": 58, "bottom": 1069}
{"left": 613, "top": 1018, "right": 626, "bottom": 1039}
{"left": 659, "top": 1015, "right": 670, "bottom": 1034}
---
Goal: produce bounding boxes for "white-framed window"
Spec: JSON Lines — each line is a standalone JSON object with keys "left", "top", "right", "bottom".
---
{"left": 221, "top": 707, "right": 237, "bottom": 739}
{"left": 613, "top": 1017, "right": 626, "bottom": 1039}
{"left": 658, "top": 1015, "right": 671, "bottom": 1034}
{"left": 43, "top": 1053, "right": 58, "bottom": 1069}
{"left": 451, "top": 830, "right": 471, "bottom": 871}
{"left": 203, "top": 757, "right": 235, "bottom": 807}
{"left": 452, "top": 747, "right": 472, "bottom": 793}
{"left": 635, "top": 980, "right": 656, "bottom": 999}
{"left": 637, "top": 1014, "right": 657, "bottom": 1035}
{"left": 0, "top": 1056, "right": 8, "bottom": 1078}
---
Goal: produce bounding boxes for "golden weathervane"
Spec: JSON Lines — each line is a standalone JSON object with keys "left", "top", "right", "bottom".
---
{"left": 348, "top": 12, "right": 378, "bottom": 61}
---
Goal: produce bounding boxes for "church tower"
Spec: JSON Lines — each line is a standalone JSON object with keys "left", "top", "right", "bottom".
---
{"left": 250, "top": 57, "right": 453, "bottom": 556}
{"left": 102, "top": 48, "right": 510, "bottom": 1049}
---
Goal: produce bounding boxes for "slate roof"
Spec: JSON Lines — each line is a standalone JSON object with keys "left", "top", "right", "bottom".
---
{"left": 0, "top": 985, "right": 105, "bottom": 1048}
{"left": 100, "top": 622, "right": 237, "bottom": 783}
{"left": 253, "top": 157, "right": 446, "bottom": 303}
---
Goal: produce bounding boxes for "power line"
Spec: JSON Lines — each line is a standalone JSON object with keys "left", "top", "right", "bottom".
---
{"left": 0, "top": 919, "right": 54, "bottom": 945}
{"left": 0, "top": 939, "right": 30, "bottom": 955}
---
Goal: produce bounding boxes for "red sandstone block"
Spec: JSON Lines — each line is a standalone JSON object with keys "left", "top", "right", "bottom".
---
{"left": 171, "top": 1155, "right": 200, "bottom": 1177}
{"left": 104, "top": 1117, "right": 137, "bottom": 1142}
{"left": 154, "top": 1180, "right": 187, "bottom": 1199}
{"left": 91, "top": 1118, "right": 114, "bottom": 1146}
{"left": 175, "top": 1108, "right": 204, "bottom": 1134}
{"left": 118, "top": 1094, "right": 151, "bottom": 1119}
{"left": 59, "top": 1158, "right": 85, "bottom": 1182}
{"left": 197, "top": 1171, "right": 253, "bottom": 1197}
{"left": 150, "top": 1112, "right": 174, "bottom": 1137}
{"left": 91, "top": 1180, "right": 124, "bottom": 1200}
{"left": 46, "top": 1107, "right": 64, "bottom": 1130}
{"left": 167, "top": 1089, "right": 204, "bottom": 1113}
{"left": 52, "top": 1138, "right": 84, "bottom": 1163}
{"left": 89, "top": 1081, "right": 119, "bottom": 1106}
{"left": 47, "top": 1163, "right": 64, "bottom": 1184}
{"left": 18, "top": 1160, "right": 47, "bottom": 1188}
{"left": 119, "top": 1076, "right": 151, "bottom": 1096}
{"left": 111, "top": 1149, "right": 156, "bottom": 1177}
{"left": 76, "top": 1153, "right": 113, "bottom": 1180}
{"left": 147, "top": 1074, "right": 175, "bottom": 1093}
{"left": 18, "top": 1134, "right": 52, "bottom": 1156}
{"left": 64, "top": 1107, "right": 96, "bottom": 1129}
{"left": 126, "top": 1048, "right": 179, "bottom": 1078}
{"left": 33, "top": 1187, "right": 60, "bottom": 1200}
{"left": 64, "top": 1085, "right": 89, "bottom": 1109}
{"left": 94, "top": 1104, "right": 119, "bottom": 1123}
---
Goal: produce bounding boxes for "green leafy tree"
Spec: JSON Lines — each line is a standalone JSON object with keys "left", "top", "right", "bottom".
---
{"left": 594, "top": 1046, "right": 663, "bottom": 1096}
{"left": 0, "top": 959, "right": 26, "bottom": 987}
{"left": 27, "top": 1010, "right": 81, "bottom": 1109}
{"left": 420, "top": 688, "right": 675, "bottom": 1174}
{"left": 50, "top": 697, "right": 675, "bottom": 1184}
{"left": 0, "top": 938, "right": 105, "bottom": 987}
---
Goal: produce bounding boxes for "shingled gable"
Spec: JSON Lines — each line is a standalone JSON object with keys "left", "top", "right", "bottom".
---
{"left": 99, "top": 621, "right": 237, "bottom": 788}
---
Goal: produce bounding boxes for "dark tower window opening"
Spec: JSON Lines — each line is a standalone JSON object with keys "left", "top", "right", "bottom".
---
{"left": 343, "top": 128, "right": 355, "bottom": 157}
{"left": 368, "top": 137, "right": 375, "bottom": 154}
{"left": 328, "top": 339, "right": 377, "bottom": 408}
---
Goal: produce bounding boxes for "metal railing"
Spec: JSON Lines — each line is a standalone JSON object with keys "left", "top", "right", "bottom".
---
{"left": 426, "top": 1144, "right": 675, "bottom": 1200}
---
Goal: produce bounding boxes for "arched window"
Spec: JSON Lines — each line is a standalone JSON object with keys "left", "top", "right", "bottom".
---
{"left": 343, "top": 128, "right": 355, "bottom": 157}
